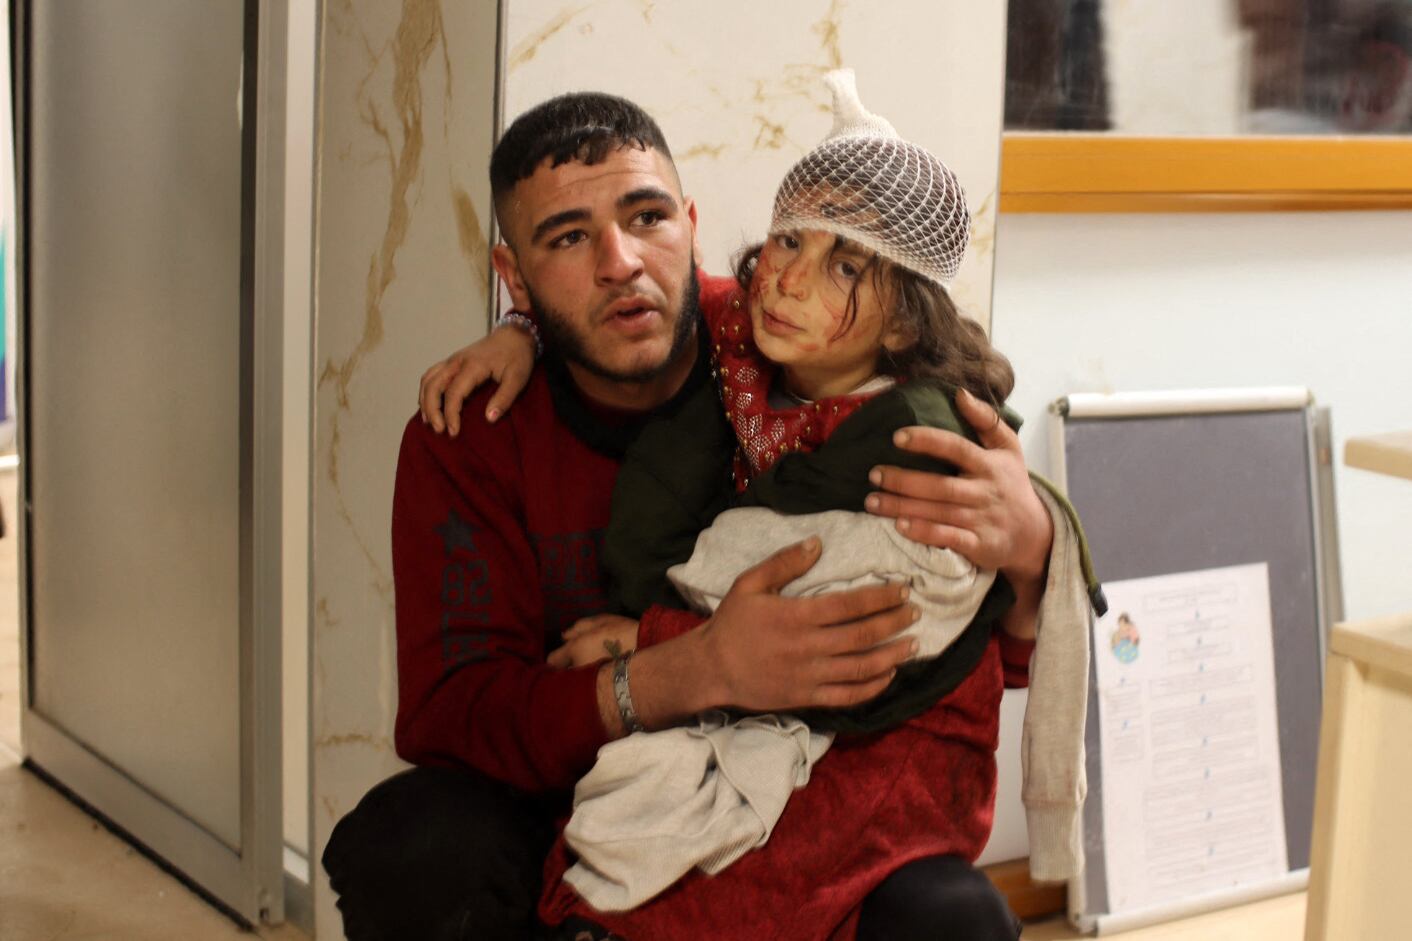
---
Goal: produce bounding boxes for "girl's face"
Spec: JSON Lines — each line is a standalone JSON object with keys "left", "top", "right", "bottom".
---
{"left": 748, "top": 229, "right": 904, "bottom": 400}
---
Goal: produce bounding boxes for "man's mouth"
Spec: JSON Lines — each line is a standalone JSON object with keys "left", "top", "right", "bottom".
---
{"left": 606, "top": 296, "right": 655, "bottom": 317}
{"left": 603, "top": 296, "right": 662, "bottom": 331}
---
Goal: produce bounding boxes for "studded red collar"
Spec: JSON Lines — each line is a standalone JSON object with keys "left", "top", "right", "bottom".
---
{"left": 709, "top": 288, "right": 887, "bottom": 490}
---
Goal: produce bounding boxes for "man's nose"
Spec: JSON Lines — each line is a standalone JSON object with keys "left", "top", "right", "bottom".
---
{"left": 595, "top": 225, "right": 644, "bottom": 285}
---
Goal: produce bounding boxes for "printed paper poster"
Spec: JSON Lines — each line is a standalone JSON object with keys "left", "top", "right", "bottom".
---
{"left": 1093, "top": 563, "right": 1289, "bottom": 913}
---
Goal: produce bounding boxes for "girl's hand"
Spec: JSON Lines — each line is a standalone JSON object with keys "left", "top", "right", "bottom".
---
{"left": 417, "top": 321, "right": 538, "bottom": 436}
{"left": 547, "top": 614, "right": 640, "bottom": 670}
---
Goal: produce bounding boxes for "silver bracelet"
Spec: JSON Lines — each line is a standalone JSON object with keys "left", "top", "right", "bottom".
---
{"left": 495, "top": 310, "right": 543, "bottom": 358}
{"left": 611, "top": 650, "right": 645, "bottom": 734}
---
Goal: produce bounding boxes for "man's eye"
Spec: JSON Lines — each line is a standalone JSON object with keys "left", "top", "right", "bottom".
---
{"left": 548, "top": 230, "right": 587, "bottom": 249}
{"left": 635, "top": 210, "right": 665, "bottom": 226}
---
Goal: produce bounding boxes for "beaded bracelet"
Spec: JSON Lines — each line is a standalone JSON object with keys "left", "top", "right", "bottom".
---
{"left": 605, "top": 640, "right": 644, "bottom": 734}
{"left": 496, "top": 310, "right": 543, "bottom": 358}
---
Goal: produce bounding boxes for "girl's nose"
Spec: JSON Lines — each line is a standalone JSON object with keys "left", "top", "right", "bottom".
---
{"left": 777, "top": 256, "right": 809, "bottom": 299}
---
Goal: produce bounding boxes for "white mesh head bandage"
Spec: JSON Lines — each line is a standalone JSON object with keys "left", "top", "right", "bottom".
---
{"left": 770, "top": 69, "right": 970, "bottom": 284}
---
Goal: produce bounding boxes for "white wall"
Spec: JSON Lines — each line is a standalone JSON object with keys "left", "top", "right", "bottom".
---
{"left": 977, "top": 209, "right": 1412, "bottom": 863}
{"left": 991, "top": 210, "right": 1412, "bottom": 622}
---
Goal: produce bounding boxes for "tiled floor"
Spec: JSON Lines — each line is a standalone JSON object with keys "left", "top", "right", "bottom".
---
{"left": 0, "top": 466, "right": 1307, "bottom": 939}
{"left": 0, "top": 469, "right": 20, "bottom": 752}
{"left": 1021, "top": 893, "right": 1305, "bottom": 939}
{"left": 0, "top": 470, "right": 305, "bottom": 940}
{"left": 0, "top": 756, "right": 307, "bottom": 941}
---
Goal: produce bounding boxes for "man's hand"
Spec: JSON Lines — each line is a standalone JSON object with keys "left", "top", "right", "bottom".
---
{"left": 695, "top": 538, "right": 920, "bottom": 712}
{"left": 547, "top": 614, "right": 638, "bottom": 670}
{"left": 418, "top": 323, "right": 537, "bottom": 436}
{"left": 864, "top": 388, "right": 1052, "bottom": 583}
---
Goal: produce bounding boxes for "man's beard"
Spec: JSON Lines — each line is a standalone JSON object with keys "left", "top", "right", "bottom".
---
{"left": 527, "top": 262, "right": 701, "bottom": 384}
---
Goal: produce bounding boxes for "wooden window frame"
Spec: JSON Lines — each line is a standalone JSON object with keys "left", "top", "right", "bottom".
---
{"left": 1000, "top": 135, "right": 1412, "bottom": 213}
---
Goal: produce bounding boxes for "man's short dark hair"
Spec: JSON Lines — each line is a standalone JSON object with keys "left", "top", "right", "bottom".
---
{"left": 490, "top": 92, "right": 674, "bottom": 222}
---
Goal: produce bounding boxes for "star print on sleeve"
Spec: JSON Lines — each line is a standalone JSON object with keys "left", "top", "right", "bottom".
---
{"left": 435, "top": 509, "right": 493, "bottom": 667}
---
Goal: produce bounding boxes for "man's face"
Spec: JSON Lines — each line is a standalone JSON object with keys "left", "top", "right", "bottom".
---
{"left": 493, "top": 146, "right": 702, "bottom": 386}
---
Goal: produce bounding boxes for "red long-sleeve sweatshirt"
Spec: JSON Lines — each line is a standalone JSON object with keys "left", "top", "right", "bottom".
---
{"left": 391, "top": 362, "right": 712, "bottom": 792}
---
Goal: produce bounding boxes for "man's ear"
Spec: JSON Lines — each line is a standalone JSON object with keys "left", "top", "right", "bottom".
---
{"left": 491, "top": 243, "right": 533, "bottom": 312}
{"left": 684, "top": 195, "right": 703, "bottom": 263}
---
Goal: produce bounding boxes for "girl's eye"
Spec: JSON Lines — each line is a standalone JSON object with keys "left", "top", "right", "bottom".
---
{"left": 833, "top": 258, "right": 861, "bottom": 281}
{"left": 774, "top": 233, "right": 799, "bottom": 251}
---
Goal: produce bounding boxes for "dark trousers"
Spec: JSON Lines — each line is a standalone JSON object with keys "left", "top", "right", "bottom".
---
{"left": 323, "top": 766, "right": 1021, "bottom": 941}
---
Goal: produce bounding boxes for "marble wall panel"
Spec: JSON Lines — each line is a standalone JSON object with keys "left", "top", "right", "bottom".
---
{"left": 310, "top": 1, "right": 498, "bottom": 935}
{"left": 503, "top": 0, "right": 1007, "bottom": 327}
{"left": 310, "top": 3, "right": 1006, "bottom": 936}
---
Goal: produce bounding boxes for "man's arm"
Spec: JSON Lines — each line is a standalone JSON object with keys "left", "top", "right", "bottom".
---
{"left": 864, "top": 388, "right": 1053, "bottom": 642}
{"left": 614, "top": 538, "right": 920, "bottom": 734}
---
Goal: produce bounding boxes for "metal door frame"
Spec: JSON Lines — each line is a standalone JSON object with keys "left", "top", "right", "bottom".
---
{"left": 13, "top": 0, "right": 288, "bottom": 925}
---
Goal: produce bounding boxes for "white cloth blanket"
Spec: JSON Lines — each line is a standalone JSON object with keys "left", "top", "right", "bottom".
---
{"left": 563, "top": 712, "right": 833, "bottom": 912}
{"left": 668, "top": 508, "right": 998, "bottom": 659}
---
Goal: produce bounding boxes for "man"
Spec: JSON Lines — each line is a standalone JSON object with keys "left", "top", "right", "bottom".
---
{"left": 324, "top": 91, "right": 1057, "bottom": 940}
